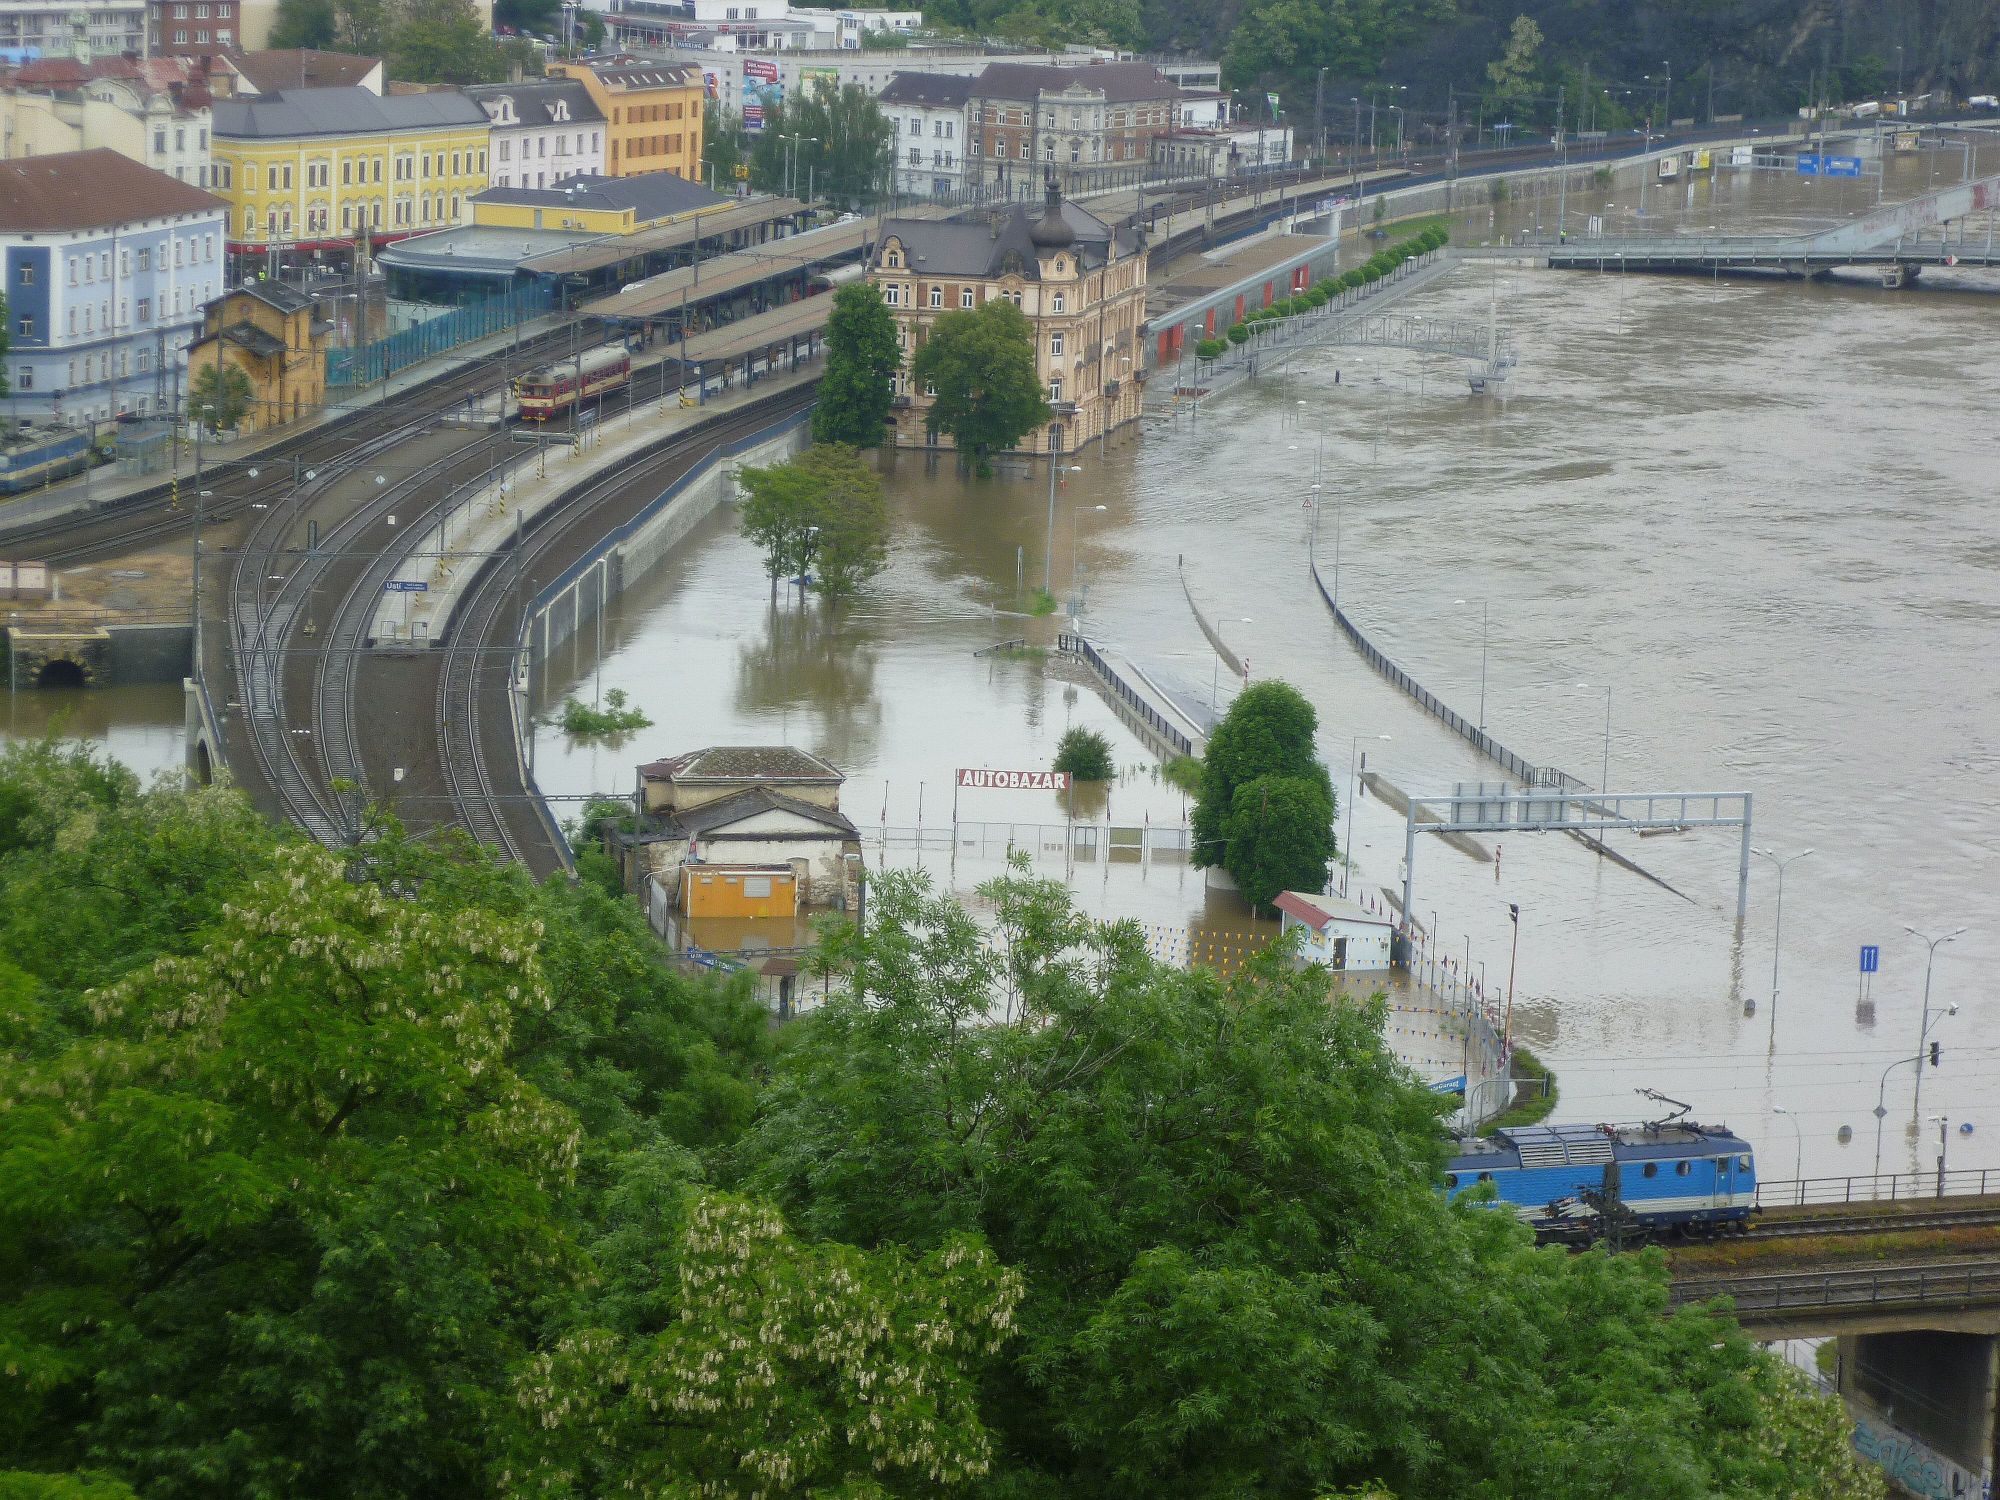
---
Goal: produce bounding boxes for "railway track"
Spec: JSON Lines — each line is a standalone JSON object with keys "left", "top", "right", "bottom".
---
{"left": 1744, "top": 1200, "right": 2000, "bottom": 1242}
{"left": 433, "top": 385, "right": 816, "bottom": 870}
{"left": 8, "top": 321, "right": 601, "bottom": 568}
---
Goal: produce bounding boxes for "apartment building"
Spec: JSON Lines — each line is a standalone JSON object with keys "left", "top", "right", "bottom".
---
{"left": 211, "top": 86, "right": 489, "bottom": 260}
{"left": 0, "top": 148, "right": 228, "bottom": 422}
{"left": 877, "top": 71, "right": 967, "bottom": 200}
{"left": 464, "top": 78, "right": 605, "bottom": 188}
{"left": 967, "top": 60, "right": 1188, "bottom": 198}
{"left": 547, "top": 54, "right": 701, "bottom": 181}
{"left": 1, "top": 56, "right": 214, "bottom": 186}
{"left": 871, "top": 173, "right": 1147, "bottom": 455}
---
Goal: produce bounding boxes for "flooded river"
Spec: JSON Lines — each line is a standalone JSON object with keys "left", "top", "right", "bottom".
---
{"left": 29, "top": 136, "right": 2000, "bottom": 1179}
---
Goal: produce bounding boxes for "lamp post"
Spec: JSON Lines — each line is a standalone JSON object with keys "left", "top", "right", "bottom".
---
{"left": 1930, "top": 1114, "right": 1951, "bottom": 1197}
{"left": 1041, "top": 430, "right": 1080, "bottom": 595}
{"left": 1504, "top": 901, "right": 1520, "bottom": 1047}
{"left": 1751, "top": 846, "right": 1814, "bottom": 1031}
{"left": 1772, "top": 1105, "right": 1804, "bottom": 1187}
{"left": 1343, "top": 733, "right": 1390, "bottom": 896}
{"left": 1905, "top": 924, "right": 1966, "bottom": 1127}
{"left": 1453, "top": 597, "right": 1489, "bottom": 731}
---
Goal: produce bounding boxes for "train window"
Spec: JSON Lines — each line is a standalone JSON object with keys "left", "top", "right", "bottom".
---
{"left": 1477, "top": 1172, "right": 1492, "bottom": 1184}
{"left": 1675, "top": 1161, "right": 1691, "bottom": 1176}
{"left": 1738, "top": 1155, "right": 1751, "bottom": 1171}
{"left": 1444, "top": 1174, "right": 1458, "bottom": 1188}
{"left": 1642, "top": 1162, "right": 1657, "bottom": 1178}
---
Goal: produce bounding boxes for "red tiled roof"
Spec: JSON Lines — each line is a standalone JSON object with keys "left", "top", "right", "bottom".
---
{"left": 0, "top": 149, "right": 225, "bottom": 233}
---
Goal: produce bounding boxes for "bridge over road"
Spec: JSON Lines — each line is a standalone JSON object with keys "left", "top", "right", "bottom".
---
{"left": 1524, "top": 169, "right": 2000, "bottom": 284}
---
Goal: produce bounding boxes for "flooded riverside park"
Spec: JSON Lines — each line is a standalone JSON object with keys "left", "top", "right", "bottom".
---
{"left": 20, "top": 136, "right": 2000, "bottom": 1177}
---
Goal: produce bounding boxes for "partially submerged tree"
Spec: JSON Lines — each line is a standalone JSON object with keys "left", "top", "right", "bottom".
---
{"left": 811, "top": 281, "right": 899, "bottom": 448}
{"left": 911, "top": 298, "right": 1051, "bottom": 473}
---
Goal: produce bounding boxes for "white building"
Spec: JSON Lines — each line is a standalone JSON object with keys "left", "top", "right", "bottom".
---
{"left": 877, "top": 70, "right": 967, "bottom": 199}
{"left": 462, "top": 78, "right": 605, "bottom": 190}
{"left": 1, "top": 58, "right": 214, "bottom": 188}
{"left": 1273, "top": 890, "right": 1394, "bottom": 972}
{"left": 0, "top": 0, "right": 146, "bottom": 61}
{"left": 667, "top": 45, "right": 1076, "bottom": 123}
{"left": 0, "top": 148, "right": 228, "bottom": 423}
{"left": 1152, "top": 121, "right": 1292, "bottom": 179}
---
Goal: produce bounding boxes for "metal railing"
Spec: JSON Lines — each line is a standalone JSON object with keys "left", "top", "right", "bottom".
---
{"left": 328, "top": 283, "right": 555, "bottom": 386}
{"left": 1673, "top": 1260, "right": 2000, "bottom": 1315}
{"left": 1306, "top": 554, "right": 1587, "bottom": 793}
{"left": 1754, "top": 1169, "right": 2000, "bottom": 1208}
{"left": 1055, "top": 633, "right": 1196, "bottom": 759}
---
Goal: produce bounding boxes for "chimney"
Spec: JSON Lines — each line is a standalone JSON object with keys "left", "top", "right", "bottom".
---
{"left": 988, "top": 209, "right": 1004, "bottom": 238}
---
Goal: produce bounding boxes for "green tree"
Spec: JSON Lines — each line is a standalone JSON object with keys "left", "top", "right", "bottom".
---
{"left": 748, "top": 82, "right": 894, "bottom": 205}
{"left": 738, "top": 444, "right": 890, "bottom": 600}
{"left": 269, "top": 0, "right": 337, "bottom": 47}
{"left": 186, "top": 360, "right": 252, "bottom": 431}
{"left": 391, "top": 0, "right": 509, "bottom": 84}
{"left": 1486, "top": 13, "right": 1544, "bottom": 105}
{"left": 701, "top": 106, "right": 746, "bottom": 191}
{"left": 506, "top": 1173, "right": 1020, "bottom": 1498}
{"left": 811, "top": 280, "right": 899, "bottom": 447}
{"left": 910, "top": 298, "right": 1051, "bottom": 472}
{"left": 1190, "top": 678, "right": 1333, "bottom": 875}
{"left": 1052, "top": 726, "right": 1114, "bottom": 781}
{"left": 1223, "top": 772, "right": 1335, "bottom": 909}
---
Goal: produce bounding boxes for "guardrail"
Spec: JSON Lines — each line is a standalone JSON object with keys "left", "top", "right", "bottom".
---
{"left": 1673, "top": 1259, "right": 2000, "bottom": 1316}
{"left": 1305, "top": 554, "right": 1586, "bottom": 792}
{"left": 1054, "top": 632, "right": 1195, "bottom": 759}
{"left": 1755, "top": 1169, "right": 2000, "bottom": 1208}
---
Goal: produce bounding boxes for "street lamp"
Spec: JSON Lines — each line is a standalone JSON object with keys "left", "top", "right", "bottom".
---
{"left": 1342, "top": 733, "right": 1390, "bottom": 896}
{"left": 1930, "top": 1114, "right": 1951, "bottom": 1197}
{"left": 1772, "top": 1104, "right": 1804, "bottom": 1188}
{"left": 1040, "top": 434, "right": 1081, "bottom": 595}
{"left": 1453, "top": 597, "right": 1488, "bottom": 731}
{"left": 1905, "top": 924, "right": 1966, "bottom": 1127}
{"left": 1751, "top": 846, "right": 1813, "bottom": 1031}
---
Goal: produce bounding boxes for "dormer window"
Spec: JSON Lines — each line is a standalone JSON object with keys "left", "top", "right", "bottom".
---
{"left": 885, "top": 249, "right": 903, "bottom": 269}
{"left": 552, "top": 100, "right": 569, "bottom": 121}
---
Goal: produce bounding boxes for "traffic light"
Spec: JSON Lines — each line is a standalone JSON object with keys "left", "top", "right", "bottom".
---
{"left": 1930, "top": 1041, "right": 1941, "bottom": 1067}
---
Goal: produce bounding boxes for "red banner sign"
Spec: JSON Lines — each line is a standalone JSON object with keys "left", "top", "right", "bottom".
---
{"left": 955, "top": 768, "right": 1071, "bottom": 791}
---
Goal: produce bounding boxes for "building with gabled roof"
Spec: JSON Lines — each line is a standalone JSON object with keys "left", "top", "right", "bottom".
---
{"left": 1273, "top": 890, "right": 1394, "bottom": 972}
{"left": 547, "top": 54, "right": 702, "bottom": 183}
{"left": 878, "top": 71, "right": 972, "bottom": 201}
{"left": 870, "top": 171, "right": 1147, "bottom": 455}
{"left": 463, "top": 78, "right": 605, "bottom": 190}
{"left": 966, "top": 59, "right": 1188, "bottom": 198}
{"left": 185, "top": 275, "right": 329, "bottom": 432}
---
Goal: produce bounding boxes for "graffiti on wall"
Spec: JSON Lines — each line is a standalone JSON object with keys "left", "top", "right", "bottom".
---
{"left": 1850, "top": 1414, "right": 1991, "bottom": 1500}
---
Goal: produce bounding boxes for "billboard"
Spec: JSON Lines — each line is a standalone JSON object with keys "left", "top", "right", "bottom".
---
{"left": 800, "top": 64, "right": 839, "bottom": 99}
{"left": 955, "top": 769, "right": 1072, "bottom": 791}
{"left": 701, "top": 67, "right": 719, "bottom": 100}
{"left": 743, "top": 57, "right": 782, "bottom": 131}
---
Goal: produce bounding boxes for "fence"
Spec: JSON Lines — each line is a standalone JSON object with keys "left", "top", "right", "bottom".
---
{"left": 1754, "top": 1169, "right": 2000, "bottom": 1208}
{"left": 1055, "top": 632, "right": 1197, "bottom": 759}
{"left": 1306, "top": 553, "right": 1587, "bottom": 792}
{"left": 327, "top": 282, "right": 555, "bottom": 386}
{"left": 863, "top": 818, "right": 1192, "bottom": 864}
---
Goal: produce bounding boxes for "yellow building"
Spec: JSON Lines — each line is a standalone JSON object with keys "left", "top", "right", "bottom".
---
{"left": 186, "top": 280, "right": 328, "bottom": 431}
{"left": 210, "top": 86, "right": 490, "bottom": 263}
{"left": 468, "top": 169, "right": 727, "bottom": 237}
{"left": 547, "top": 56, "right": 702, "bottom": 182}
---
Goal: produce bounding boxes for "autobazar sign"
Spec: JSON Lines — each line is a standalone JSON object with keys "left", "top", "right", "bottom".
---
{"left": 956, "top": 768, "right": 1071, "bottom": 791}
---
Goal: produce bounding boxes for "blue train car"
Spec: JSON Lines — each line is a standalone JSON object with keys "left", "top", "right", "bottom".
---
{"left": 0, "top": 428, "right": 92, "bottom": 494}
{"left": 1444, "top": 1121, "right": 1756, "bottom": 1243}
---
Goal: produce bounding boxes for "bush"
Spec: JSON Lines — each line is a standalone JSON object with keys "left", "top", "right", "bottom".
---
{"left": 1194, "top": 337, "right": 1226, "bottom": 360}
{"left": 1305, "top": 287, "right": 1329, "bottom": 307}
{"left": 1053, "top": 726, "right": 1115, "bottom": 782}
{"left": 1226, "top": 322, "right": 1250, "bottom": 346}
{"left": 1478, "top": 1045, "right": 1559, "bottom": 1134}
{"left": 1359, "top": 264, "right": 1382, "bottom": 283}
{"left": 1339, "top": 269, "right": 1364, "bottom": 291}
{"left": 1161, "top": 755, "right": 1203, "bottom": 795}
{"left": 556, "top": 688, "right": 652, "bottom": 737}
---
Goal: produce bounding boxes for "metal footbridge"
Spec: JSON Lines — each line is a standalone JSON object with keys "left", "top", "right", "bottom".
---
{"left": 1535, "top": 170, "right": 2000, "bottom": 283}
{"left": 1270, "top": 306, "right": 1518, "bottom": 389}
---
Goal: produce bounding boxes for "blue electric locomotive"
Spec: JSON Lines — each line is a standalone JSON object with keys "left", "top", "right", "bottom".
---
{"left": 1444, "top": 1120, "right": 1756, "bottom": 1243}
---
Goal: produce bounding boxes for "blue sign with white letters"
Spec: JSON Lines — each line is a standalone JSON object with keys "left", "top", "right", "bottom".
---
{"left": 1798, "top": 153, "right": 1863, "bottom": 177}
{"left": 1861, "top": 944, "right": 1880, "bottom": 974}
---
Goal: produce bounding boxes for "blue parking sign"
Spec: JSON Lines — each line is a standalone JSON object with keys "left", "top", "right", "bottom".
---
{"left": 1860, "top": 944, "right": 1880, "bottom": 974}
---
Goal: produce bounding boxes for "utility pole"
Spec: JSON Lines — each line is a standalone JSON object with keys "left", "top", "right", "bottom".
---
{"left": 1445, "top": 88, "right": 1458, "bottom": 210}
{"left": 1504, "top": 902, "right": 1520, "bottom": 1048}
{"left": 1314, "top": 66, "right": 1326, "bottom": 164}
{"left": 1908, "top": 925, "right": 1966, "bottom": 1127}
{"left": 1555, "top": 82, "right": 1567, "bottom": 240}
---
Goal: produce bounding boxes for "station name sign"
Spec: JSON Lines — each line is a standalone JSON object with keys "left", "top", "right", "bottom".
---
{"left": 955, "top": 768, "right": 1071, "bottom": 791}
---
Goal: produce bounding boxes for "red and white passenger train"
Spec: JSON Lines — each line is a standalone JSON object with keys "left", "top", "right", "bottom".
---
{"left": 512, "top": 344, "right": 633, "bottom": 421}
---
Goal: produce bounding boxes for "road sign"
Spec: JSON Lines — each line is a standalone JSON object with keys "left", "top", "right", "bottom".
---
{"left": 1796, "top": 153, "right": 1823, "bottom": 175}
{"left": 384, "top": 579, "right": 428, "bottom": 593}
{"left": 1861, "top": 944, "right": 1880, "bottom": 974}
{"left": 1825, "top": 155, "right": 1863, "bottom": 177}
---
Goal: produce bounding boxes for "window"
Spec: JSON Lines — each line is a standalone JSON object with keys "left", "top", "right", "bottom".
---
{"left": 342, "top": 159, "right": 352, "bottom": 185}
{"left": 205, "top": 235, "right": 214, "bottom": 261}
{"left": 1049, "top": 376, "right": 1063, "bottom": 401}
{"left": 1642, "top": 1162, "right": 1658, "bottom": 1178}
{"left": 137, "top": 297, "right": 150, "bottom": 321}
{"left": 175, "top": 126, "right": 186, "bottom": 149}
{"left": 68, "top": 359, "right": 77, "bottom": 386}
{"left": 923, "top": 380, "right": 936, "bottom": 397}
{"left": 1738, "top": 1155, "right": 1751, "bottom": 1171}
{"left": 883, "top": 283, "right": 901, "bottom": 306}
{"left": 1477, "top": 1172, "right": 1493, "bottom": 1184}
{"left": 68, "top": 309, "right": 77, "bottom": 335}
{"left": 1052, "top": 292, "right": 1065, "bottom": 313}
{"left": 499, "top": 139, "right": 510, "bottom": 162}
{"left": 1443, "top": 1173, "right": 1458, "bottom": 1189}
{"left": 15, "top": 264, "right": 30, "bottom": 286}
{"left": 138, "top": 247, "right": 151, "bottom": 272}
{"left": 960, "top": 288, "right": 974, "bottom": 309}
{"left": 1675, "top": 1161, "right": 1691, "bottom": 1176}
{"left": 136, "top": 349, "right": 150, "bottom": 373}
{"left": 928, "top": 286, "right": 942, "bottom": 308}
{"left": 15, "top": 368, "right": 30, "bottom": 389}
{"left": 1019, "top": 141, "right": 1029, "bottom": 159}
{"left": 1050, "top": 332, "right": 1063, "bottom": 356}
{"left": 154, "top": 128, "right": 167, "bottom": 154}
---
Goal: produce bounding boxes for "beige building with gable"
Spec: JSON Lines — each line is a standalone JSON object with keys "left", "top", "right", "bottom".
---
{"left": 870, "top": 172, "right": 1148, "bottom": 457}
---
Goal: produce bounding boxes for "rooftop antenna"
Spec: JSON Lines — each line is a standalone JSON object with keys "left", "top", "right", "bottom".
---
{"left": 1634, "top": 1087, "right": 1691, "bottom": 1130}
